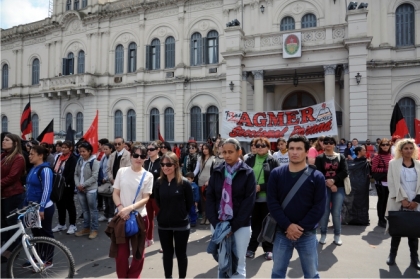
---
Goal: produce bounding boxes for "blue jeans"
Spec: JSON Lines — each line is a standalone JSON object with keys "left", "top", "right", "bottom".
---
{"left": 189, "top": 205, "right": 197, "bottom": 225}
{"left": 272, "top": 231, "right": 319, "bottom": 279}
{"left": 77, "top": 191, "right": 98, "bottom": 231}
{"left": 319, "top": 187, "right": 344, "bottom": 235}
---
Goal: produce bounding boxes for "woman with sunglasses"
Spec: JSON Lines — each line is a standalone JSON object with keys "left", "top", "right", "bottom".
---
{"left": 144, "top": 141, "right": 161, "bottom": 247}
{"left": 160, "top": 142, "right": 172, "bottom": 155}
{"left": 196, "top": 143, "right": 215, "bottom": 225}
{"left": 308, "top": 136, "right": 325, "bottom": 165}
{"left": 372, "top": 138, "right": 392, "bottom": 228}
{"left": 315, "top": 136, "right": 348, "bottom": 245}
{"left": 154, "top": 152, "right": 193, "bottom": 279}
{"left": 1, "top": 134, "right": 26, "bottom": 263}
{"left": 182, "top": 142, "right": 199, "bottom": 177}
{"left": 111, "top": 145, "right": 153, "bottom": 278}
{"left": 244, "top": 137, "right": 279, "bottom": 260}
{"left": 74, "top": 142, "right": 100, "bottom": 239}
{"left": 386, "top": 138, "right": 420, "bottom": 270}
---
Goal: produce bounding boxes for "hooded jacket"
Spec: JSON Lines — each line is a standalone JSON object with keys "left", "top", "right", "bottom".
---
{"left": 74, "top": 155, "right": 100, "bottom": 191}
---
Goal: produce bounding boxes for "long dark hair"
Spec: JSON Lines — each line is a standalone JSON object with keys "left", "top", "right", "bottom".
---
{"left": 2, "top": 134, "right": 24, "bottom": 165}
{"left": 159, "top": 152, "right": 182, "bottom": 184}
{"left": 201, "top": 143, "right": 214, "bottom": 164}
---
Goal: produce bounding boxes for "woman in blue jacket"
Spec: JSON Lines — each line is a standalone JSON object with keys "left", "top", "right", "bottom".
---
{"left": 206, "top": 138, "right": 256, "bottom": 278}
{"left": 24, "top": 145, "right": 54, "bottom": 267}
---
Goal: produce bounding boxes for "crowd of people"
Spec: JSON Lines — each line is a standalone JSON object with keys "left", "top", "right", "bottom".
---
{"left": 1, "top": 130, "right": 419, "bottom": 278}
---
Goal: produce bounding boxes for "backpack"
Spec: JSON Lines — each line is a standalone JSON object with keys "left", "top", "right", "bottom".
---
{"left": 37, "top": 165, "right": 67, "bottom": 203}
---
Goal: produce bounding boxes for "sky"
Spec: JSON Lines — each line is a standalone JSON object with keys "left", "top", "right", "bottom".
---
{"left": 1, "top": 0, "right": 50, "bottom": 29}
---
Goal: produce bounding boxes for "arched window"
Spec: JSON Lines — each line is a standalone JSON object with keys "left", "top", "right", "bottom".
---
{"left": 78, "top": 51, "right": 85, "bottom": 74}
{"left": 2, "top": 64, "right": 8, "bottom": 89}
{"left": 82, "top": 0, "right": 87, "bottom": 8}
{"left": 205, "top": 106, "right": 219, "bottom": 140}
{"left": 150, "top": 108, "right": 159, "bottom": 141}
{"left": 207, "top": 30, "right": 219, "bottom": 64}
{"left": 66, "top": 0, "right": 71, "bottom": 10}
{"left": 67, "top": 52, "right": 74, "bottom": 75}
{"left": 301, "top": 13, "right": 317, "bottom": 28}
{"left": 165, "top": 36, "right": 175, "bottom": 69}
{"left": 74, "top": 0, "right": 79, "bottom": 10}
{"left": 76, "top": 112, "right": 83, "bottom": 136}
{"left": 151, "top": 39, "right": 161, "bottom": 70}
{"left": 127, "top": 109, "right": 136, "bottom": 141}
{"left": 280, "top": 16, "right": 295, "bottom": 31}
{"left": 66, "top": 113, "right": 73, "bottom": 129}
{"left": 191, "top": 106, "right": 202, "bottom": 141}
{"left": 128, "top": 43, "right": 137, "bottom": 73}
{"left": 164, "top": 107, "right": 174, "bottom": 141}
{"left": 190, "top": 33, "right": 202, "bottom": 66}
{"left": 2, "top": 116, "right": 8, "bottom": 132}
{"left": 398, "top": 97, "right": 416, "bottom": 136}
{"left": 115, "top": 45, "right": 124, "bottom": 74}
{"left": 396, "top": 4, "right": 415, "bottom": 47}
{"left": 114, "top": 110, "right": 123, "bottom": 138}
{"left": 282, "top": 92, "right": 316, "bottom": 110}
{"left": 32, "top": 114, "right": 39, "bottom": 138}
{"left": 32, "top": 58, "right": 40, "bottom": 85}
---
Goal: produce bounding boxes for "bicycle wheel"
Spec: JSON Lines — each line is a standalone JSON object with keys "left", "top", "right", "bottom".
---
{"left": 6, "top": 236, "right": 75, "bottom": 278}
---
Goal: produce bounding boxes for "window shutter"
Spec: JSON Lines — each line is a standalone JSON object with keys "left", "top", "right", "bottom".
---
{"left": 62, "top": 58, "right": 67, "bottom": 75}
{"left": 156, "top": 44, "right": 160, "bottom": 70}
{"left": 202, "top": 37, "right": 208, "bottom": 65}
{"left": 69, "top": 58, "right": 74, "bottom": 74}
{"left": 197, "top": 38, "right": 202, "bottom": 65}
{"left": 190, "top": 39, "right": 194, "bottom": 66}
{"left": 145, "top": 45, "right": 151, "bottom": 70}
{"left": 215, "top": 37, "right": 219, "bottom": 63}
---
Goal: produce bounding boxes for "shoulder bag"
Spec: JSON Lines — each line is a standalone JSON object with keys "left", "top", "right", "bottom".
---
{"left": 125, "top": 172, "right": 147, "bottom": 237}
{"left": 336, "top": 153, "right": 351, "bottom": 195}
{"left": 257, "top": 166, "right": 314, "bottom": 244}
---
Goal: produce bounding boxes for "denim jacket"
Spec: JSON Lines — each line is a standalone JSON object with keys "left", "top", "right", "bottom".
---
{"left": 207, "top": 221, "right": 238, "bottom": 278}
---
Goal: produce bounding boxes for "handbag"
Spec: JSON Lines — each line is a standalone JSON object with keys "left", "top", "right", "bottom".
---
{"left": 257, "top": 166, "right": 314, "bottom": 243}
{"left": 98, "top": 182, "right": 113, "bottom": 196}
{"left": 336, "top": 153, "right": 351, "bottom": 195}
{"left": 125, "top": 172, "right": 146, "bottom": 237}
{"left": 388, "top": 210, "right": 420, "bottom": 238}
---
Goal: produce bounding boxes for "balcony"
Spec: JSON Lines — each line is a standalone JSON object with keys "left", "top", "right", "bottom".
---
{"left": 40, "top": 73, "right": 97, "bottom": 99}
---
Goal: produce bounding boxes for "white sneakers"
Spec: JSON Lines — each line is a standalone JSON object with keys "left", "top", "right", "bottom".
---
{"left": 319, "top": 234, "right": 327, "bottom": 244}
{"left": 52, "top": 224, "right": 67, "bottom": 233}
{"left": 98, "top": 215, "right": 107, "bottom": 222}
{"left": 145, "top": 239, "right": 154, "bottom": 248}
{"left": 66, "top": 225, "right": 77, "bottom": 235}
{"left": 334, "top": 235, "right": 343, "bottom": 246}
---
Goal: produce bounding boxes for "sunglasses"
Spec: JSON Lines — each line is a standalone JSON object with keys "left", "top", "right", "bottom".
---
{"left": 323, "top": 141, "right": 335, "bottom": 145}
{"left": 160, "top": 162, "right": 174, "bottom": 167}
{"left": 114, "top": 142, "right": 123, "bottom": 146}
{"left": 147, "top": 148, "right": 157, "bottom": 152}
{"left": 255, "top": 144, "right": 267, "bottom": 148}
{"left": 132, "top": 153, "right": 147, "bottom": 159}
{"left": 189, "top": 147, "right": 196, "bottom": 150}
{"left": 380, "top": 143, "right": 390, "bottom": 146}
{"left": 160, "top": 146, "right": 168, "bottom": 149}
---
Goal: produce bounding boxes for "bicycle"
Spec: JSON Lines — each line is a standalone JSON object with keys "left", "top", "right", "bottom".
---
{"left": 0, "top": 202, "right": 75, "bottom": 278}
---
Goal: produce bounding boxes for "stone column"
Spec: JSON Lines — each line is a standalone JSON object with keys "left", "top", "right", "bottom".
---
{"left": 56, "top": 40, "right": 62, "bottom": 76}
{"left": 252, "top": 70, "right": 264, "bottom": 111}
{"left": 12, "top": 50, "right": 19, "bottom": 86}
{"left": 241, "top": 71, "right": 248, "bottom": 111}
{"left": 323, "top": 64, "right": 336, "bottom": 102}
{"left": 265, "top": 85, "right": 275, "bottom": 111}
{"left": 86, "top": 34, "right": 91, "bottom": 73}
{"left": 342, "top": 64, "right": 350, "bottom": 140}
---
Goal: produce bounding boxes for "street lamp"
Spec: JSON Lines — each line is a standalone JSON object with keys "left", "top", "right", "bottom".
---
{"left": 229, "top": 81, "right": 234, "bottom": 91}
{"left": 260, "top": 5, "right": 265, "bottom": 14}
{"left": 355, "top": 72, "right": 362, "bottom": 85}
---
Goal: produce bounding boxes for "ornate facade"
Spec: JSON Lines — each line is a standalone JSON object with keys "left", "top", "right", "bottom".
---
{"left": 1, "top": 0, "right": 419, "bottom": 142}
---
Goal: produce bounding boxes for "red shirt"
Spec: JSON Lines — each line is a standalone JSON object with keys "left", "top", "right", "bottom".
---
{"left": 1, "top": 152, "right": 26, "bottom": 198}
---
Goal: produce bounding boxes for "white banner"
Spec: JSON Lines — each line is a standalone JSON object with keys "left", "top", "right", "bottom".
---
{"left": 283, "top": 32, "right": 302, "bottom": 58}
{"left": 221, "top": 100, "right": 338, "bottom": 141}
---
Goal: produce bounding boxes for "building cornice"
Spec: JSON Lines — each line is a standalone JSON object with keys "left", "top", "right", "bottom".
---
{"left": 367, "top": 59, "right": 420, "bottom": 69}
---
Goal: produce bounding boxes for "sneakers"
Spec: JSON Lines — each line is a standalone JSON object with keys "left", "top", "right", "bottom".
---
{"left": 66, "top": 225, "right": 77, "bottom": 235}
{"left": 246, "top": 250, "right": 255, "bottom": 258}
{"left": 98, "top": 215, "right": 107, "bottom": 222}
{"left": 319, "top": 234, "right": 327, "bottom": 244}
{"left": 264, "top": 252, "right": 273, "bottom": 261}
{"left": 88, "top": 230, "right": 98, "bottom": 239}
{"left": 75, "top": 228, "right": 91, "bottom": 237}
{"left": 52, "top": 224, "right": 67, "bottom": 233}
{"left": 333, "top": 235, "right": 342, "bottom": 246}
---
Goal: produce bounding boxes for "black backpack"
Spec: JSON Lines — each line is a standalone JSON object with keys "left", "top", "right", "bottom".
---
{"left": 37, "top": 165, "right": 67, "bottom": 203}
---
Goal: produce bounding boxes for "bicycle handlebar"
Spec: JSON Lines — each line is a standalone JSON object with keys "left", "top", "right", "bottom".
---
{"left": 6, "top": 202, "right": 40, "bottom": 219}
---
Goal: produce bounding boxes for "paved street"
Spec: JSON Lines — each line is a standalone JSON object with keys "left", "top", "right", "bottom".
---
{"left": 2, "top": 191, "right": 419, "bottom": 278}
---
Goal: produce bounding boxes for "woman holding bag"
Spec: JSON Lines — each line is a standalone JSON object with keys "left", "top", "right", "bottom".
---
{"left": 196, "top": 143, "right": 215, "bottom": 225}
{"left": 386, "top": 138, "right": 420, "bottom": 270}
{"left": 112, "top": 145, "right": 153, "bottom": 278}
{"left": 98, "top": 143, "right": 115, "bottom": 223}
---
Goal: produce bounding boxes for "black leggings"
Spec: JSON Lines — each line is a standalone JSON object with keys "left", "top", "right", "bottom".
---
{"left": 248, "top": 202, "right": 273, "bottom": 253}
{"left": 1, "top": 193, "right": 25, "bottom": 252}
{"left": 390, "top": 236, "right": 418, "bottom": 258}
{"left": 158, "top": 229, "right": 190, "bottom": 278}
{"left": 375, "top": 184, "right": 389, "bottom": 222}
{"left": 56, "top": 188, "right": 76, "bottom": 226}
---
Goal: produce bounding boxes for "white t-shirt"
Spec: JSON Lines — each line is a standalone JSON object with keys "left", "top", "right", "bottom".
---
{"left": 273, "top": 151, "right": 289, "bottom": 167}
{"left": 113, "top": 167, "right": 154, "bottom": 217}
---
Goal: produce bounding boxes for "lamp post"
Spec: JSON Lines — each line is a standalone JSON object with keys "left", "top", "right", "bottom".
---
{"left": 229, "top": 81, "right": 234, "bottom": 92}
{"left": 355, "top": 72, "right": 362, "bottom": 85}
{"left": 260, "top": 5, "right": 265, "bottom": 14}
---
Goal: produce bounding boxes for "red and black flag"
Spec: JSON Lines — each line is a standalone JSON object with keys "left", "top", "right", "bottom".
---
{"left": 37, "top": 119, "right": 54, "bottom": 144}
{"left": 158, "top": 125, "right": 164, "bottom": 142}
{"left": 20, "top": 102, "right": 32, "bottom": 139}
{"left": 390, "top": 103, "right": 409, "bottom": 138}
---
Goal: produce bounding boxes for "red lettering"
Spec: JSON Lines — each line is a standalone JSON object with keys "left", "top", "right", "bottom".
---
{"left": 253, "top": 112, "right": 267, "bottom": 127}
{"left": 228, "top": 126, "right": 288, "bottom": 139}
{"left": 299, "top": 107, "right": 316, "bottom": 124}
{"left": 236, "top": 112, "right": 253, "bottom": 127}
{"left": 285, "top": 111, "right": 299, "bottom": 125}
{"left": 267, "top": 112, "right": 285, "bottom": 127}
{"left": 290, "top": 125, "right": 305, "bottom": 137}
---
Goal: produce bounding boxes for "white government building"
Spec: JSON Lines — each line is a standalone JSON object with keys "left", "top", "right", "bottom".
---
{"left": 1, "top": 0, "right": 419, "bottom": 143}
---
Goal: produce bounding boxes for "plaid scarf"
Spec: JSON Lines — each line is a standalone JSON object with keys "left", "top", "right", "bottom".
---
{"left": 218, "top": 160, "right": 242, "bottom": 221}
